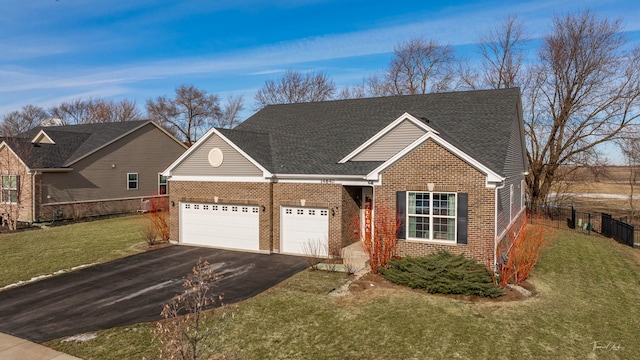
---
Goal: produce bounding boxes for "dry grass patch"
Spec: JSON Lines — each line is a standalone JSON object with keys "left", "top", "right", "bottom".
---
{"left": 0, "top": 215, "right": 148, "bottom": 288}
{"left": 47, "top": 231, "right": 640, "bottom": 359}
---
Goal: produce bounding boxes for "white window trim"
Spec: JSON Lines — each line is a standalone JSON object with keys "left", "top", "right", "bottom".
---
{"left": 158, "top": 173, "right": 168, "bottom": 195}
{"left": 521, "top": 179, "right": 526, "bottom": 210}
{"left": 406, "top": 191, "right": 457, "bottom": 243}
{"left": 1, "top": 174, "right": 18, "bottom": 204}
{"left": 510, "top": 184, "right": 514, "bottom": 221}
{"left": 127, "top": 173, "right": 138, "bottom": 190}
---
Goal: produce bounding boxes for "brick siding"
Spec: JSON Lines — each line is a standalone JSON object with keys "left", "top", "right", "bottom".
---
{"left": 377, "top": 139, "right": 497, "bottom": 265}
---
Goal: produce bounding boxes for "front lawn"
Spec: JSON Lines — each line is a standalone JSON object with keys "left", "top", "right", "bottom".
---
{"left": 0, "top": 215, "right": 148, "bottom": 288}
{"left": 47, "top": 230, "right": 640, "bottom": 359}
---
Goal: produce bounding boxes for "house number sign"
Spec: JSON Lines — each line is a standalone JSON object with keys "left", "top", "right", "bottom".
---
{"left": 320, "top": 179, "right": 336, "bottom": 184}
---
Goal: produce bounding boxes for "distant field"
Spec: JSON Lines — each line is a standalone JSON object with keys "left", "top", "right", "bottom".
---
{"left": 551, "top": 172, "right": 638, "bottom": 222}
{"left": 560, "top": 165, "right": 631, "bottom": 183}
{"left": 546, "top": 165, "right": 639, "bottom": 222}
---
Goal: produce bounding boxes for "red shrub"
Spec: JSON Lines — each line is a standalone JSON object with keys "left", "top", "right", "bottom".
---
{"left": 352, "top": 202, "right": 399, "bottom": 274}
{"left": 499, "top": 216, "right": 554, "bottom": 287}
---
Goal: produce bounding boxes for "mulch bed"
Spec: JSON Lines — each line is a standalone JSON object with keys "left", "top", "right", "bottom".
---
{"left": 348, "top": 272, "right": 536, "bottom": 303}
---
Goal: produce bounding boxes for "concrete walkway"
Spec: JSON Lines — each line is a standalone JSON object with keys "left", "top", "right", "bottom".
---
{"left": 0, "top": 333, "right": 81, "bottom": 360}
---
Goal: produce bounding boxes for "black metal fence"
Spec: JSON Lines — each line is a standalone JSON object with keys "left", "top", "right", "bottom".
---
{"left": 529, "top": 205, "right": 637, "bottom": 248}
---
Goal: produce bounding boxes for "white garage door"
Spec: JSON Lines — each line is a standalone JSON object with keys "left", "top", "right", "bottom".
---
{"left": 180, "top": 202, "right": 259, "bottom": 251}
{"left": 280, "top": 206, "right": 329, "bottom": 256}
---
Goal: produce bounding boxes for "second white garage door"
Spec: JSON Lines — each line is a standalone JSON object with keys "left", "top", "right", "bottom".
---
{"left": 280, "top": 206, "right": 329, "bottom": 256}
{"left": 180, "top": 202, "right": 260, "bottom": 251}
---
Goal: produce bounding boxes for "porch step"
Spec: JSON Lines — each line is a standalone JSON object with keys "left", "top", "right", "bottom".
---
{"left": 340, "top": 241, "right": 370, "bottom": 273}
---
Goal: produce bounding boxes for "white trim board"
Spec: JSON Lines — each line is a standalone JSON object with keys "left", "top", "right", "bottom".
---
{"left": 339, "top": 112, "right": 439, "bottom": 163}
{"left": 163, "top": 127, "right": 272, "bottom": 178}
{"left": 365, "top": 132, "right": 505, "bottom": 185}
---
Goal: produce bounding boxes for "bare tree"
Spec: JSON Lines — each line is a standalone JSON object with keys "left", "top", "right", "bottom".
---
{"left": 525, "top": 11, "right": 640, "bottom": 206}
{"left": 254, "top": 70, "right": 336, "bottom": 109}
{"left": 619, "top": 134, "right": 640, "bottom": 221}
{"left": 212, "top": 95, "right": 244, "bottom": 129}
{"left": 337, "top": 81, "right": 369, "bottom": 99}
{"left": 50, "top": 98, "right": 142, "bottom": 124}
{"left": 1, "top": 105, "right": 49, "bottom": 136}
{"left": 146, "top": 85, "right": 222, "bottom": 146}
{"left": 478, "top": 15, "right": 528, "bottom": 89}
{"left": 111, "top": 99, "right": 143, "bottom": 122}
{"left": 369, "top": 38, "right": 456, "bottom": 96}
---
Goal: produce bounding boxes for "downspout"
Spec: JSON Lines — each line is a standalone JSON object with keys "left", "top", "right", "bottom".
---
{"left": 493, "top": 181, "right": 506, "bottom": 273}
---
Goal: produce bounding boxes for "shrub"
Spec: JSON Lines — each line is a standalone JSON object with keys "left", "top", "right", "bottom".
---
{"left": 499, "top": 218, "right": 553, "bottom": 287}
{"left": 155, "top": 258, "right": 223, "bottom": 360}
{"left": 351, "top": 201, "right": 399, "bottom": 274}
{"left": 379, "top": 251, "right": 504, "bottom": 298}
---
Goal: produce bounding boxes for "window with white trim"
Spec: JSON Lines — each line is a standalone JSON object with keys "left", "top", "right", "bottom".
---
{"left": 1, "top": 175, "right": 18, "bottom": 203}
{"left": 127, "top": 173, "right": 138, "bottom": 190}
{"left": 407, "top": 192, "right": 457, "bottom": 241}
{"left": 158, "top": 174, "right": 168, "bottom": 195}
{"left": 521, "top": 179, "right": 526, "bottom": 209}
{"left": 510, "top": 184, "right": 514, "bottom": 220}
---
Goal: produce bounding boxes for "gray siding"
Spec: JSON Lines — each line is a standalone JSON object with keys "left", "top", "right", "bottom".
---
{"left": 353, "top": 120, "right": 426, "bottom": 161}
{"left": 41, "top": 123, "right": 186, "bottom": 204}
{"left": 172, "top": 135, "right": 263, "bottom": 177}
{"left": 496, "top": 112, "right": 527, "bottom": 236}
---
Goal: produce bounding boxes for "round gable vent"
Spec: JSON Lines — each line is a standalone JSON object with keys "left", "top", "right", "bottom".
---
{"left": 208, "top": 148, "right": 224, "bottom": 167}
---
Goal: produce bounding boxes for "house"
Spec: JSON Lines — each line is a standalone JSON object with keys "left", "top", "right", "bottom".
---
{"left": 163, "top": 88, "right": 528, "bottom": 268}
{"left": 0, "top": 120, "right": 187, "bottom": 224}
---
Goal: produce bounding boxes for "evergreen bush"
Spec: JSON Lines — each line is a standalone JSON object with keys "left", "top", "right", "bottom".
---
{"left": 379, "top": 251, "right": 503, "bottom": 298}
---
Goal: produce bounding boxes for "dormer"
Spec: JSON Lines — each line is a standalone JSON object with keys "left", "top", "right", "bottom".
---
{"left": 31, "top": 130, "right": 55, "bottom": 145}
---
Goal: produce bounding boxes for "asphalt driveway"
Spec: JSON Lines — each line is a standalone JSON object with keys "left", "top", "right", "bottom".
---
{"left": 0, "top": 245, "right": 309, "bottom": 343}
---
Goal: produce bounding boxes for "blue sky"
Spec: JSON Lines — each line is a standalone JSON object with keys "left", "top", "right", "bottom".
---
{"left": 1, "top": 0, "right": 638, "bottom": 123}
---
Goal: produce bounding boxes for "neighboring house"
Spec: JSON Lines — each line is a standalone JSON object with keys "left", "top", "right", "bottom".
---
{"left": 0, "top": 120, "right": 187, "bottom": 223}
{"left": 163, "top": 88, "right": 528, "bottom": 269}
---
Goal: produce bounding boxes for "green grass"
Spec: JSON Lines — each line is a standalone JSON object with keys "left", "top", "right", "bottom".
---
{"left": 0, "top": 215, "right": 148, "bottom": 288}
{"left": 45, "top": 229, "right": 640, "bottom": 359}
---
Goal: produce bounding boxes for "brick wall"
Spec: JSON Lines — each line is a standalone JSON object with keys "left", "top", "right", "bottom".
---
{"left": 377, "top": 139, "right": 496, "bottom": 265}
{"left": 169, "top": 181, "right": 272, "bottom": 251}
{"left": 39, "top": 198, "right": 144, "bottom": 221}
{"left": 272, "top": 183, "right": 343, "bottom": 256}
{"left": 0, "top": 146, "right": 34, "bottom": 223}
{"left": 341, "top": 186, "right": 361, "bottom": 248}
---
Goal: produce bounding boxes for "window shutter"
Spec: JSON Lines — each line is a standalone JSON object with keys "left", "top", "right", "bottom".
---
{"left": 457, "top": 193, "right": 468, "bottom": 244}
{"left": 396, "top": 191, "right": 406, "bottom": 240}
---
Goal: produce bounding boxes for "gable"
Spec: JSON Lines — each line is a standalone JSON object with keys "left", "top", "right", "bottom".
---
{"left": 171, "top": 134, "right": 263, "bottom": 177}
{"left": 366, "top": 132, "right": 505, "bottom": 186}
{"left": 31, "top": 130, "right": 55, "bottom": 144}
{"left": 352, "top": 119, "right": 426, "bottom": 161}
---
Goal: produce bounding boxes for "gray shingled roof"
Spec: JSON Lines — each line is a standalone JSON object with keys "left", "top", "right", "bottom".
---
{"left": 8, "top": 120, "right": 150, "bottom": 169}
{"left": 232, "top": 88, "right": 521, "bottom": 176}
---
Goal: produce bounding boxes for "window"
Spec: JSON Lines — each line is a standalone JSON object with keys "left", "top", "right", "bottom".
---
{"left": 509, "top": 184, "right": 514, "bottom": 220}
{"left": 1, "top": 175, "right": 18, "bottom": 203}
{"left": 127, "top": 173, "right": 138, "bottom": 190}
{"left": 407, "top": 192, "right": 456, "bottom": 241}
{"left": 521, "top": 179, "right": 526, "bottom": 209}
{"left": 158, "top": 174, "right": 168, "bottom": 195}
